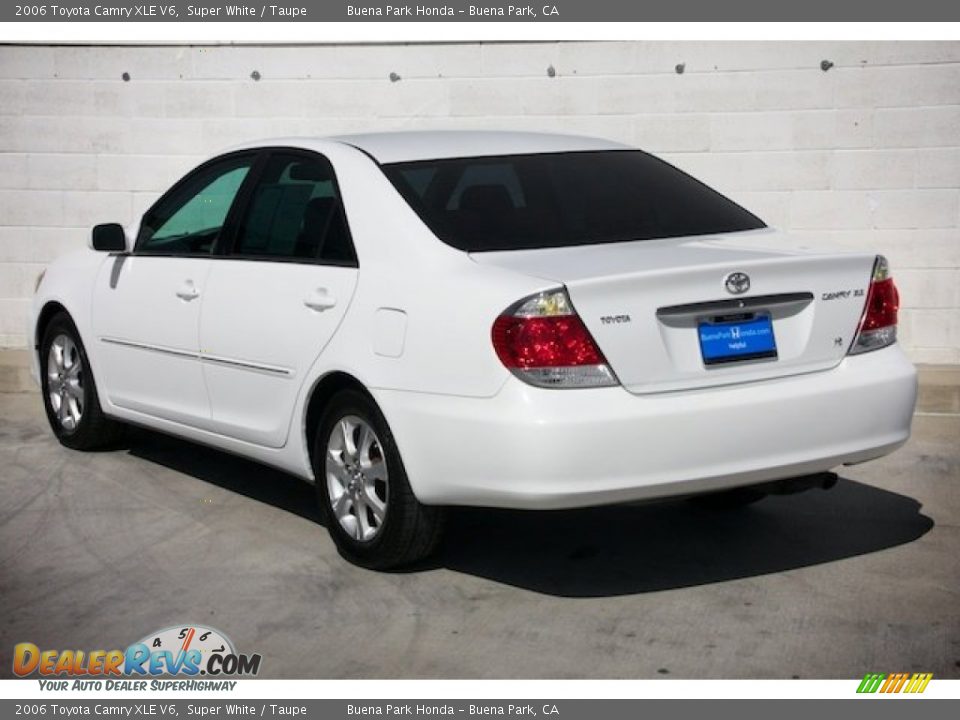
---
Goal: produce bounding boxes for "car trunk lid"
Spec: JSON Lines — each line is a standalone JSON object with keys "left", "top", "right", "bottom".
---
{"left": 471, "top": 230, "right": 877, "bottom": 394}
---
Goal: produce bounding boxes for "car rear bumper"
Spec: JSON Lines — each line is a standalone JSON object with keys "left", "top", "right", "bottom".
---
{"left": 374, "top": 345, "right": 918, "bottom": 509}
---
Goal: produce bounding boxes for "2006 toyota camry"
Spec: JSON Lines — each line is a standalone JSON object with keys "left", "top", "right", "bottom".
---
{"left": 29, "top": 131, "right": 917, "bottom": 568}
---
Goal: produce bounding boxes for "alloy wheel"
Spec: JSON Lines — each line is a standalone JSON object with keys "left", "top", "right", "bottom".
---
{"left": 325, "top": 415, "right": 389, "bottom": 542}
{"left": 47, "top": 333, "right": 84, "bottom": 432}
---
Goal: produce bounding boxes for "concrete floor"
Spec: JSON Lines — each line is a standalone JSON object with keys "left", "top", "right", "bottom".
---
{"left": 0, "top": 390, "right": 957, "bottom": 679}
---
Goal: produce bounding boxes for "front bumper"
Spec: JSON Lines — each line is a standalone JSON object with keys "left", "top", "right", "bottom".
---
{"left": 374, "top": 345, "right": 918, "bottom": 509}
{"left": 26, "top": 309, "right": 40, "bottom": 387}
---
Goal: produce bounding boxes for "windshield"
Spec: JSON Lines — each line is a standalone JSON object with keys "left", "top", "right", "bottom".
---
{"left": 382, "top": 150, "right": 766, "bottom": 252}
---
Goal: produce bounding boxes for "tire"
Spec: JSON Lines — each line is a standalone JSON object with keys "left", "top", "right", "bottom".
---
{"left": 40, "top": 312, "right": 124, "bottom": 450}
{"left": 313, "top": 389, "right": 444, "bottom": 569}
{"left": 689, "top": 485, "right": 767, "bottom": 509}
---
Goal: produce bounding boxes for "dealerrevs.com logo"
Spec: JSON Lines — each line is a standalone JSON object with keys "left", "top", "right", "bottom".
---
{"left": 13, "top": 625, "right": 262, "bottom": 688}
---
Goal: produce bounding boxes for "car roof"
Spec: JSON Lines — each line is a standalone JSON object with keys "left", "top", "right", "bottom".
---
{"left": 226, "top": 131, "right": 631, "bottom": 165}
{"left": 331, "top": 130, "right": 630, "bottom": 164}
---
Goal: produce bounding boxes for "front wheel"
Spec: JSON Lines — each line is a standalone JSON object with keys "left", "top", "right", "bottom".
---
{"left": 40, "top": 312, "right": 123, "bottom": 450}
{"left": 313, "top": 389, "right": 444, "bottom": 569}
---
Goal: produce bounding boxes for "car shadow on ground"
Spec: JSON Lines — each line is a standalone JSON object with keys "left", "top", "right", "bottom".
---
{"left": 433, "top": 484, "right": 934, "bottom": 596}
{"left": 123, "top": 427, "right": 934, "bottom": 598}
{"left": 124, "top": 427, "right": 322, "bottom": 524}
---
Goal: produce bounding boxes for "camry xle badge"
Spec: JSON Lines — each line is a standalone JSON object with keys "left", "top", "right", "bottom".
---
{"left": 724, "top": 272, "right": 750, "bottom": 295}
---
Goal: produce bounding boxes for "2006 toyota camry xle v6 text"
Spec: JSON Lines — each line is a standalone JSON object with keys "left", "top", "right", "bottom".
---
{"left": 29, "top": 131, "right": 918, "bottom": 568}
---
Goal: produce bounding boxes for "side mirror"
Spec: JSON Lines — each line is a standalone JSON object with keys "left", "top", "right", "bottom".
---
{"left": 91, "top": 223, "right": 128, "bottom": 252}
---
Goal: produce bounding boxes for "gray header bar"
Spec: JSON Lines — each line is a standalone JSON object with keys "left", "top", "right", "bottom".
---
{"left": 3, "top": 0, "right": 960, "bottom": 22}
{"left": 0, "top": 700, "right": 957, "bottom": 720}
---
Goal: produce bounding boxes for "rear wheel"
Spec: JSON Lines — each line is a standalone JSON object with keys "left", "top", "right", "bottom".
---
{"left": 40, "top": 312, "right": 123, "bottom": 450}
{"left": 313, "top": 389, "right": 444, "bottom": 569}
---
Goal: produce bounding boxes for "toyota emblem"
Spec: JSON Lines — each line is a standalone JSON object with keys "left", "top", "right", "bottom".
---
{"left": 724, "top": 272, "right": 750, "bottom": 295}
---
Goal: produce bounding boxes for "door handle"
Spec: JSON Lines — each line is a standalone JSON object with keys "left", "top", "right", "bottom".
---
{"left": 304, "top": 288, "right": 336, "bottom": 312}
{"left": 176, "top": 280, "right": 200, "bottom": 301}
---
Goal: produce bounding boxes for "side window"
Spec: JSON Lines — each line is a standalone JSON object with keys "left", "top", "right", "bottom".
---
{"left": 137, "top": 156, "right": 253, "bottom": 255}
{"left": 232, "top": 153, "right": 356, "bottom": 264}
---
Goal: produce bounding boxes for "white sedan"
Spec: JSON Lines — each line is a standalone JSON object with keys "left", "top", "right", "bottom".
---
{"left": 29, "top": 131, "right": 918, "bottom": 568}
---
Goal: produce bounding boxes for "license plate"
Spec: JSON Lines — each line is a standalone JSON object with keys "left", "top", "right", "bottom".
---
{"left": 698, "top": 314, "right": 777, "bottom": 366}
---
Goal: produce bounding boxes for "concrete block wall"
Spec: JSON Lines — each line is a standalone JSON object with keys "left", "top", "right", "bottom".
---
{"left": 1, "top": 41, "right": 958, "bottom": 362}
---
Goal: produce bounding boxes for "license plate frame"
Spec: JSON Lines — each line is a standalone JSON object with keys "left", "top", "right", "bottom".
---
{"left": 698, "top": 313, "right": 778, "bottom": 367}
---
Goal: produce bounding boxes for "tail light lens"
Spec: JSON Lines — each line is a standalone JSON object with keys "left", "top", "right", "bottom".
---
{"left": 849, "top": 255, "right": 900, "bottom": 355}
{"left": 492, "top": 289, "right": 618, "bottom": 388}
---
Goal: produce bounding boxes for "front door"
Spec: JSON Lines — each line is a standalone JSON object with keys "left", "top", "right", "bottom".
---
{"left": 92, "top": 153, "right": 257, "bottom": 427}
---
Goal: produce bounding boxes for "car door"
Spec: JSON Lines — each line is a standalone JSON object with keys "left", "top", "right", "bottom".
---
{"left": 92, "top": 152, "right": 258, "bottom": 427}
{"left": 199, "top": 150, "right": 360, "bottom": 448}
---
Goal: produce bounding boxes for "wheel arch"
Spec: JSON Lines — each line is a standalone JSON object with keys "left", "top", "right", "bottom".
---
{"left": 35, "top": 301, "right": 71, "bottom": 351}
{"left": 303, "top": 371, "right": 377, "bottom": 471}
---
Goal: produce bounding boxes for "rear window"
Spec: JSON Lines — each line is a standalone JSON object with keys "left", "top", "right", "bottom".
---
{"left": 382, "top": 150, "right": 765, "bottom": 252}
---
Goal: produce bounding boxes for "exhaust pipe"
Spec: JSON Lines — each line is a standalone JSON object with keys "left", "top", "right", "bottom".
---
{"left": 763, "top": 471, "right": 838, "bottom": 496}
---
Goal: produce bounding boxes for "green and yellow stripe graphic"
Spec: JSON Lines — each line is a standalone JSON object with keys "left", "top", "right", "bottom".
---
{"left": 857, "top": 672, "right": 933, "bottom": 694}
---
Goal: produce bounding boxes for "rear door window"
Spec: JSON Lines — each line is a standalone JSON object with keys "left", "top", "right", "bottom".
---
{"left": 231, "top": 152, "right": 357, "bottom": 265}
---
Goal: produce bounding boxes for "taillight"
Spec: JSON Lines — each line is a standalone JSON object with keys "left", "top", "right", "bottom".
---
{"left": 849, "top": 255, "right": 900, "bottom": 355}
{"left": 492, "top": 289, "right": 618, "bottom": 388}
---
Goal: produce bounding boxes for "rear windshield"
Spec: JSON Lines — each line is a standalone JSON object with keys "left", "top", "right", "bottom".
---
{"left": 382, "top": 150, "right": 765, "bottom": 252}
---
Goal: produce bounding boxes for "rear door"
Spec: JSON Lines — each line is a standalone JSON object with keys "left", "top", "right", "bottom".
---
{"left": 92, "top": 153, "right": 257, "bottom": 426}
{"left": 199, "top": 150, "right": 359, "bottom": 448}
